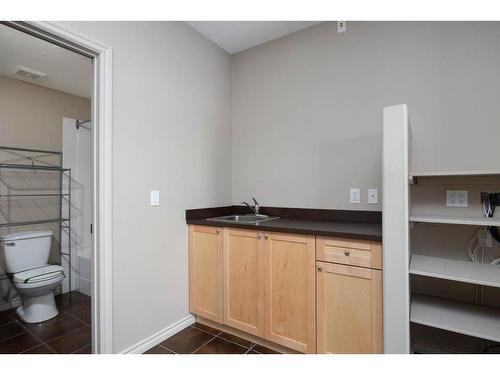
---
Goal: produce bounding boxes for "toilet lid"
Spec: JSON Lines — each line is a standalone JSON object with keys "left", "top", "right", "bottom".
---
{"left": 14, "top": 265, "right": 64, "bottom": 284}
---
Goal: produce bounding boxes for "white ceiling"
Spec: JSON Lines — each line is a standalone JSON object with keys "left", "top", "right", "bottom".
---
{"left": 0, "top": 24, "right": 92, "bottom": 99}
{"left": 186, "top": 21, "right": 322, "bottom": 54}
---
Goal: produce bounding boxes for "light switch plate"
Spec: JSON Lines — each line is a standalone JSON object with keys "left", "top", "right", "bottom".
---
{"left": 150, "top": 190, "right": 160, "bottom": 206}
{"left": 350, "top": 188, "right": 361, "bottom": 204}
{"left": 368, "top": 188, "right": 378, "bottom": 204}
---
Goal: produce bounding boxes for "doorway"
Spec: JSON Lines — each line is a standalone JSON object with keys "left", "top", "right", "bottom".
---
{"left": 0, "top": 21, "right": 112, "bottom": 353}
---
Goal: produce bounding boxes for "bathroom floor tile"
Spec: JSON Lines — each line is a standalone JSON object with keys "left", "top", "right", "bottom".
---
{"left": 20, "top": 311, "right": 71, "bottom": 331}
{"left": 45, "top": 326, "right": 91, "bottom": 354}
{"left": 194, "top": 337, "right": 248, "bottom": 354}
{"left": 1, "top": 291, "right": 92, "bottom": 355}
{"left": 0, "top": 309, "right": 18, "bottom": 326}
{"left": 59, "top": 298, "right": 90, "bottom": 315}
{"left": 28, "top": 315, "right": 86, "bottom": 342}
{"left": 159, "top": 326, "right": 215, "bottom": 354}
{"left": 72, "top": 309, "right": 91, "bottom": 325}
{"left": 0, "top": 332, "right": 42, "bottom": 354}
{"left": 0, "top": 321, "right": 25, "bottom": 342}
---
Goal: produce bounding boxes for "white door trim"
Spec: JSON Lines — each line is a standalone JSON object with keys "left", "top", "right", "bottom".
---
{"left": 6, "top": 21, "right": 114, "bottom": 354}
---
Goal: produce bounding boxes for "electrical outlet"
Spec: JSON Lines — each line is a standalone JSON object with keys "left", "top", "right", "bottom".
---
{"left": 337, "top": 21, "right": 347, "bottom": 33}
{"left": 368, "top": 188, "right": 378, "bottom": 204}
{"left": 350, "top": 188, "right": 361, "bottom": 204}
{"left": 446, "top": 190, "right": 468, "bottom": 207}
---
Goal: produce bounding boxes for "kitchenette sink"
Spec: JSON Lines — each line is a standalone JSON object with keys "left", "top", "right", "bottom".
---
{"left": 207, "top": 213, "right": 279, "bottom": 224}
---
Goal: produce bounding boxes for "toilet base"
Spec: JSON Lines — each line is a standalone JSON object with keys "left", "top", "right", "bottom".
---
{"left": 17, "top": 293, "right": 59, "bottom": 323}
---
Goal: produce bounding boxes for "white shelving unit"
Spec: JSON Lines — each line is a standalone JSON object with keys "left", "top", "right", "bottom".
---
{"left": 382, "top": 103, "right": 500, "bottom": 354}
{"left": 410, "top": 170, "right": 500, "bottom": 179}
{"left": 410, "top": 215, "right": 500, "bottom": 227}
{"left": 410, "top": 255, "right": 500, "bottom": 288}
{"left": 411, "top": 294, "right": 500, "bottom": 343}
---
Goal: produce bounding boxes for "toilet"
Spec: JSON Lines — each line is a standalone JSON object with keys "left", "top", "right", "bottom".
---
{"left": 1, "top": 230, "right": 65, "bottom": 323}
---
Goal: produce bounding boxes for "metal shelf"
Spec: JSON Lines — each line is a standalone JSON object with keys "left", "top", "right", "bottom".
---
{"left": 0, "top": 218, "right": 70, "bottom": 228}
{"left": 0, "top": 193, "right": 70, "bottom": 197}
{"left": 0, "top": 163, "right": 70, "bottom": 172}
{"left": 0, "top": 145, "right": 72, "bottom": 295}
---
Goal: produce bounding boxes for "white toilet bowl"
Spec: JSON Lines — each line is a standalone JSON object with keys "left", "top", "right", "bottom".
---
{"left": 1, "top": 230, "right": 65, "bottom": 323}
{"left": 13, "top": 265, "right": 65, "bottom": 323}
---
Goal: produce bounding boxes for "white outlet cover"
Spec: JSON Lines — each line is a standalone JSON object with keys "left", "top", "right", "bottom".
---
{"left": 150, "top": 190, "right": 160, "bottom": 206}
{"left": 446, "top": 190, "right": 468, "bottom": 207}
{"left": 350, "top": 188, "right": 361, "bottom": 204}
{"left": 368, "top": 188, "right": 378, "bottom": 204}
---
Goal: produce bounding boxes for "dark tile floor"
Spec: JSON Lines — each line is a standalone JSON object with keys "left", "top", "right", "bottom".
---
{"left": 0, "top": 291, "right": 91, "bottom": 354}
{"left": 144, "top": 322, "right": 281, "bottom": 354}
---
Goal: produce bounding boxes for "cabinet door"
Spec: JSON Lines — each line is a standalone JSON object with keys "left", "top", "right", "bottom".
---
{"left": 264, "top": 232, "right": 316, "bottom": 353}
{"left": 316, "top": 262, "right": 383, "bottom": 353}
{"left": 223, "top": 228, "right": 265, "bottom": 336}
{"left": 189, "top": 225, "right": 223, "bottom": 323}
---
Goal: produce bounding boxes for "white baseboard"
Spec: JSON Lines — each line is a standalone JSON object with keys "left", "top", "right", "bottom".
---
{"left": 121, "top": 314, "right": 195, "bottom": 354}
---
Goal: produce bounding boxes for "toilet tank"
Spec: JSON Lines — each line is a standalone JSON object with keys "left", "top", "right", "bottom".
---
{"left": 0, "top": 230, "right": 53, "bottom": 273}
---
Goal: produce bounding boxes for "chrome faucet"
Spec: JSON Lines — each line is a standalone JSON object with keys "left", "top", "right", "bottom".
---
{"left": 242, "top": 197, "right": 260, "bottom": 215}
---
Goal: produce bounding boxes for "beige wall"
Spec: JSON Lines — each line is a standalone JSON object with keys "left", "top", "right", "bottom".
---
{"left": 62, "top": 21, "right": 233, "bottom": 352}
{"left": 0, "top": 75, "right": 90, "bottom": 151}
{"left": 231, "top": 22, "right": 500, "bottom": 211}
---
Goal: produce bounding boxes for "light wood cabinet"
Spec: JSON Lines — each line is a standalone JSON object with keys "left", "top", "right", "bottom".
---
{"left": 316, "top": 236, "right": 382, "bottom": 270}
{"left": 189, "top": 225, "right": 382, "bottom": 354}
{"left": 189, "top": 225, "right": 223, "bottom": 323}
{"left": 316, "top": 261, "right": 382, "bottom": 353}
{"left": 222, "top": 228, "right": 265, "bottom": 336}
{"left": 264, "top": 232, "right": 316, "bottom": 353}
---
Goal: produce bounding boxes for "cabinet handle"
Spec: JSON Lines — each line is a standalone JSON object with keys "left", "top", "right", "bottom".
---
{"left": 257, "top": 233, "right": 262, "bottom": 239}
{"left": 215, "top": 229, "right": 220, "bottom": 234}
{"left": 317, "top": 265, "right": 323, "bottom": 272}
{"left": 264, "top": 234, "right": 268, "bottom": 240}
{"left": 344, "top": 250, "right": 351, "bottom": 256}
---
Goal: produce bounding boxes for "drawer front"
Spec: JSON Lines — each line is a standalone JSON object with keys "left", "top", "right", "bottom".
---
{"left": 316, "top": 237, "right": 382, "bottom": 270}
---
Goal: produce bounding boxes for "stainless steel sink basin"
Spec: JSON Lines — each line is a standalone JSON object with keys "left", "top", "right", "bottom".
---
{"left": 207, "top": 214, "right": 279, "bottom": 224}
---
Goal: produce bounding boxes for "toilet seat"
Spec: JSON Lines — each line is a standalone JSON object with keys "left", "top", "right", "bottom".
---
{"left": 14, "top": 265, "right": 64, "bottom": 285}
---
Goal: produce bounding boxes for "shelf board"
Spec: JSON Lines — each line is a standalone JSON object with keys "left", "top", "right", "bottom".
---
{"left": 411, "top": 294, "right": 500, "bottom": 342}
{"left": 410, "top": 170, "right": 500, "bottom": 178}
{"left": 410, "top": 254, "right": 500, "bottom": 288}
{"left": 0, "top": 218, "right": 70, "bottom": 228}
{"left": 0, "top": 163, "right": 69, "bottom": 172}
{"left": 410, "top": 214, "right": 500, "bottom": 226}
{"left": 0, "top": 193, "right": 69, "bottom": 197}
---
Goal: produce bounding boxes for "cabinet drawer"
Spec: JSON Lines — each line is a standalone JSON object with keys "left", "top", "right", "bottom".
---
{"left": 316, "top": 237, "right": 382, "bottom": 270}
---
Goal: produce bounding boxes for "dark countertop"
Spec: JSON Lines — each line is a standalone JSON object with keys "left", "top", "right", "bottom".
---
{"left": 186, "top": 206, "right": 382, "bottom": 242}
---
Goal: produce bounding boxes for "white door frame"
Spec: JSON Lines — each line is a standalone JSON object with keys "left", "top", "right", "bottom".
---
{"left": 4, "top": 21, "right": 114, "bottom": 353}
